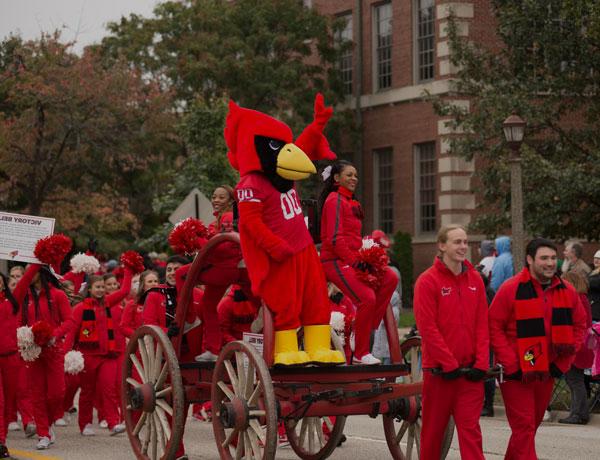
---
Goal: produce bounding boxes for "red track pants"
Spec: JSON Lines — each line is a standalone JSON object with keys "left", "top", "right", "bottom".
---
{"left": 0, "top": 353, "right": 20, "bottom": 444}
{"left": 500, "top": 378, "right": 554, "bottom": 460}
{"left": 63, "top": 373, "right": 81, "bottom": 412}
{"left": 78, "top": 355, "right": 120, "bottom": 431}
{"left": 322, "top": 261, "right": 398, "bottom": 358}
{"left": 197, "top": 266, "right": 249, "bottom": 354}
{"left": 26, "top": 346, "right": 65, "bottom": 438}
{"left": 260, "top": 247, "right": 330, "bottom": 330}
{"left": 15, "top": 358, "right": 34, "bottom": 426}
{"left": 420, "top": 373, "right": 485, "bottom": 460}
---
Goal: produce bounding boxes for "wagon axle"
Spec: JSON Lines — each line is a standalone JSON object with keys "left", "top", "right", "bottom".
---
{"left": 129, "top": 383, "right": 157, "bottom": 413}
{"left": 219, "top": 398, "right": 263, "bottom": 430}
{"left": 387, "top": 396, "right": 421, "bottom": 424}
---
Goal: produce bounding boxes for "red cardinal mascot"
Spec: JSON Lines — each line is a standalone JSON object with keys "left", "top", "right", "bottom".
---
{"left": 225, "top": 94, "right": 345, "bottom": 366}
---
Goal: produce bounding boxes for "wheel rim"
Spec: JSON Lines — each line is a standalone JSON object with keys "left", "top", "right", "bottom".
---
{"left": 285, "top": 415, "right": 346, "bottom": 460}
{"left": 212, "top": 341, "right": 277, "bottom": 460}
{"left": 383, "top": 336, "right": 454, "bottom": 460}
{"left": 122, "top": 325, "right": 184, "bottom": 460}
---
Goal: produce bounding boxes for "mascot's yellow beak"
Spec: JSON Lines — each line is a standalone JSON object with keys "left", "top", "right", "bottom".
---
{"left": 276, "top": 143, "right": 316, "bottom": 180}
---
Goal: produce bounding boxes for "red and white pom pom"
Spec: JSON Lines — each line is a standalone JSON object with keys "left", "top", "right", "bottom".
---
{"left": 120, "top": 250, "right": 145, "bottom": 274}
{"left": 64, "top": 350, "right": 85, "bottom": 375}
{"left": 70, "top": 252, "right": 100, "bottom": 274}
{"left": 330, "top": 311, "right": 346, "bottom": 344}
{"left": 168, "top": 217, "right": 209, "bottom": 255}
{"left": 34, "top": 233, "right": 72, "bottom": 266}
{"left": 17, "top": 326, "right": 42, "bottom": 362}
{"left": 355, "top": 238, "right": 390, "bottom": 290}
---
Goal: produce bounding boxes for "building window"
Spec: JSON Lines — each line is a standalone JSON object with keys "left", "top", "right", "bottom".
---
{"left": 336, "top": 13, "right": 353, "bottom": 96}
{"left": 374, "top": 148, "right": 394, "bottom": 233}
{"left": 415, "top": 0, "right": 435, "bottom": 82}
{"left": 374, "top": 2, "right": 392, "bottom": 90}
{"left": 415, "top": 142, "right": 436, "bottom": 233}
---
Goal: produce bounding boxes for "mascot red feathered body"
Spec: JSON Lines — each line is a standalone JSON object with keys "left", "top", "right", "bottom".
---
{"left": 225, "top": 94, "right": 345, "bottom": 366}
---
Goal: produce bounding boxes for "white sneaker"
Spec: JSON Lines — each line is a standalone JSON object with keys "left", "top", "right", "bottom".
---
{"left": 194, "top": 350, "right": 218, "bottom": 362}
{"left": 36, "top": 437, "right": 51, "bottom": 450}
{"left": 25, "top": 423, "right": 37, "bottom": 438}
{"left": 54, "top": 418, "right": 67, "bottom": 427}
{"left": 543, "top": 410, "right": 551, "bottom": 422}
{"left": 110, "top": 423, "right": 126, "bottom": 436}
{"left": 81, "top": 424, "right": 95, "bottom": 436}
{"left": 8, "top": 421, "right": 20, "bottom": 431}
{"left": 352, "top": 353, "right": 381, "bottom": 365}
{"left": 99, "top": 420, "right": 108, "bottom": 429}
{"left": 49, "top": 426, "right": 56, "bottom": 444}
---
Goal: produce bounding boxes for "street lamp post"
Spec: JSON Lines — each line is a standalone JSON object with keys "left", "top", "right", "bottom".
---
{"left": 503, "top": 113, "right": 526, "bottom": 272}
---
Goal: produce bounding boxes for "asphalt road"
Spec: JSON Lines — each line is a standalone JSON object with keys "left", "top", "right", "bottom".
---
{"left": 5, "top": 407, "right": 599, "bottom": 460}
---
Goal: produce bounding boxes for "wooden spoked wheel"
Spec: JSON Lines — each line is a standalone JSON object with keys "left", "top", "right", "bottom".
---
{"left": 212, "top": 341, "right": 277, "bottom": 460}
{"left": 122, "top": 325, "right": 185, "bottom": 460}
{"left": 284, "top": 415, "right": 346, "bottom": 460}
{"left": 383, "top": 336, "right": 455, "bottom": 460}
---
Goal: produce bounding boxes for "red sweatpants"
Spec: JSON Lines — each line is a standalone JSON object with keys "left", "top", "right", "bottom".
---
{"left": 323, "top": 261, "right": 398, "bottom": 358}
{"left": 197, "top": 266, "right": 249, "bottom": 354}
{"left": 78, "top": 355, "right": 120, "bottom": 431}
{"left": 0, "top": 354, "right": 19, "bottom": 443}
{"left": 500, "top": 378, "right": 554, "bottom": 460}
{"left": 420, "top": 373, "right": 485, "bottom": 460}
{"left": 26, "top": 346, "right": 65, "bottom": 438}
{"left": 260, "top": 246, "right": 330, "bottom": 330}
{"left": 63, "top": 373, "right": 81, "bottom": 412}
{"left": 15, "top": 358, "right": 34, "bottom": 426}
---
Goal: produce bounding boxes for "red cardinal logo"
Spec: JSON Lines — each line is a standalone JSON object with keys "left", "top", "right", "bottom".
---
{"left": 524, "top": 342, "right": 543, "bottom": 366}
{"left": 441, "top": 287, "right": 452, "bottom": 296}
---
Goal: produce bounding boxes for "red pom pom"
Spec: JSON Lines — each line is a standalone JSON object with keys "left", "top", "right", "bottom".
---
{"left": 168, "top": 218, "right": 209, "bottom": 255}
{"left": 120, "top": 250, "right": 145, "bottom": 274}
{"left": 31, "top": 320, "right": 54, "bottom": 347}
{"left": 34, "top": 234, "right": 73, "bottom": 266}
{"left": 355, "top": 243, "right": 389, "bottom": 290}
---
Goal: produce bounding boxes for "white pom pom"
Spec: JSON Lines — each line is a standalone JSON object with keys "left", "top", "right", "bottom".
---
{"left": 17, "top": 326, "right": 42, "bottom": 362}
{"left": 330, "top": 311, "right": 345, "bottom": 333}
{"left": 64, "top": 350, "right": 85, "bottom": 375}
{"left": 70, "top": 253, "right": 100, "bottom": 274}
{"left": 361, "top": 237, "right": 379, "bottom": 250}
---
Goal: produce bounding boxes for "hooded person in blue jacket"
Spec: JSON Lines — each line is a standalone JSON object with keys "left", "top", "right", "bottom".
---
{"left": 490, "top": 236, "right": 514, "bottom": 292}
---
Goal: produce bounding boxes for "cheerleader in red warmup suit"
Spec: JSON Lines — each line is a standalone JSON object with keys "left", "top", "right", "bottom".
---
{"left": 319, "top": 160, "right": 398, "bottom": 365}
{"left": 63, "top": 266, "right": 133, "bottom": 437}
{"left": 0, "top": 266, "right": 41, "bottom": 459}
{"left": 192, "top": 185, "right": 254, "bottom": 362}
{"left": 121, "top": 270, "right": 159, "bottom": 339}
{"left": 22, "top": 267, "right": 73, "bottom": 450}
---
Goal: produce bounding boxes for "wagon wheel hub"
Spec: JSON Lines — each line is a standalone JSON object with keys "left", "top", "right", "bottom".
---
{"left": 220, "top": 397, "right": 256, "bottom": 430}
{"left": 129, "top": 383, "right": 157, "bottom": 413}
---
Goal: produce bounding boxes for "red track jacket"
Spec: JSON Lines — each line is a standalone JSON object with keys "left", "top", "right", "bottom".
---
{"left": 489, "top": 271, "right": 587, "bottom": 375}
{"left": 23, "top": 282, "right": 72, "bottom": 340}
{"left": 320, "top": 187, "right": 362, "bottom": 265}
{"left": 414, "top": 258, "right": 489, "bottom": 372}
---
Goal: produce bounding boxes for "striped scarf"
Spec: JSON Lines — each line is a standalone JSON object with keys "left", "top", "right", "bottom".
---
{"left": 515, "top": 268, "right": 575, "bottom": 374}
{"left": 78, "top": 298, "right": 116, "bottom": 352}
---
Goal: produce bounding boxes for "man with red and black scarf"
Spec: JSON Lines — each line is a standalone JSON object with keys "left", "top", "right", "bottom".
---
{"left": 489, "top": 237, "right": 587, "bottom": 460}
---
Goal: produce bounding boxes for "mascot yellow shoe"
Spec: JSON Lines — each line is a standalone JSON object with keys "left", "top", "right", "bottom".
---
{"left": 274, "top": 330, "right": 310, "bottom": 366}
{"left": 304, "top": 325, "right": 346, "bottom": 365}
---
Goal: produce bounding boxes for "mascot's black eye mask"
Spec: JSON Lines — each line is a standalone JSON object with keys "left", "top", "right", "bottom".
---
{"left": 254, "top": 135, "right": 294, "bottom": 193}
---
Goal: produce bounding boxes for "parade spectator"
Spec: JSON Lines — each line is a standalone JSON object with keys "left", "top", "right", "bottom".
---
{"left": 489, "top": 238, "right": 587, "bottom": 460}
{"left": 560, "top": 271, "right": 593, "bottom": 425}
{"left": 320, "top": 161, "right": 398, "bottom": 365}
{"left": 587, "top": 250, "right": 600, "bottom": 322}
{"left": 490, "top": 236, "right": 513, "bottom": 292}
{"left": 414, "top": 224, "right": 489, "bottom": 460}
{"left": 477, "top": 239, "right": 496, "bottom": 279}
{"left": 562, "top": 241, "right": 591, "bottom": 277}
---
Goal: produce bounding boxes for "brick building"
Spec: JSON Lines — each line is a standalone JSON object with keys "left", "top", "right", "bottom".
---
{"left": 309, "top": 0, "right": 499, "bottom": 275}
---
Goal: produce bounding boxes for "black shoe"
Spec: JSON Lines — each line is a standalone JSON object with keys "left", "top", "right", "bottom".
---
{"left": 481, "top": 405, "right": 494, "bottom": 417}
{"left": 558, "top": 415, "right": 588, "bottom": 425}
{"left": 0, "top": 444, "right": 10, "bottom": 459}
{"left": 337, "top": 434, "right": 347, "bottom": 447}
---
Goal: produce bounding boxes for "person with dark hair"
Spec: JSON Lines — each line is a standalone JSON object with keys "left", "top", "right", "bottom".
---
{"left": 588, "top": 250, "right": 600, "bottom": 321}
{"left": 319, "top": 160, "right": 398, "bottom": 365}
{"left": 22, "top": 266, "right": 72, "bottom": 450}
{"left": 489, "top": 237, "right": 587, "bottom": 459}
{"left": 414, "top": 225, "right": 489, "bottom": 460}
{"left": 562, "top": 241, "right": 591, "bottom": 277}
{"left": 0, "top": 265, "right": 40, "bottom": 459}
{"left": 62, "top": 264, "right": 133, "bottom": 438}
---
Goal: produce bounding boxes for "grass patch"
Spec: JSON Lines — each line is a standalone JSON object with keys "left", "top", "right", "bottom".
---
{"left": 399, "top": 309, "right": 415, "bottom": 328}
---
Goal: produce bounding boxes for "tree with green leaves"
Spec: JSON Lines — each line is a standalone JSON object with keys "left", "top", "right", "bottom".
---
{"left": 434, "top": 0, "right": 600, "bottom": 240}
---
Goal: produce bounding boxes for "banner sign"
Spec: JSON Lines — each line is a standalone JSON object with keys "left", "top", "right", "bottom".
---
{"left": 0, "top": 211, "right": 55, "bottom": 263}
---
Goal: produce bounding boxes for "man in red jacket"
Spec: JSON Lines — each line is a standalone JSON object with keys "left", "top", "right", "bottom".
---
{"left": 414, "top": 224, "right": 489, "bottom": 460}
{"left": 489, "top": 237, "right": 587, "bottom": 460}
